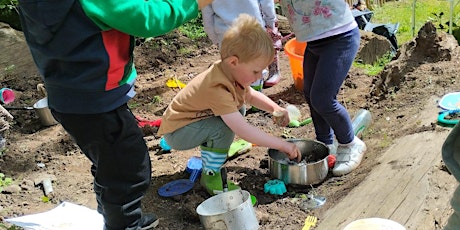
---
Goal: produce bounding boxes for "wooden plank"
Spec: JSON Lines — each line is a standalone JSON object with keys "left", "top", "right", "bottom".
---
{"left": 316, "top": 131, "right": 456, "bottom": 230}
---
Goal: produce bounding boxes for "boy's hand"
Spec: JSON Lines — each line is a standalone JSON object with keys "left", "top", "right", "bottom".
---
{"left": 285, "top": 142, "right": 302, "bottom": 162}
{"left": 272, "top": 109, "right": 289, "bottom": 127}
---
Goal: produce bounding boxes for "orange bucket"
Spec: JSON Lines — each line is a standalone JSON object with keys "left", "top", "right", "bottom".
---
{"left": 284, "top": 38, "right": 307, "bottom": 91}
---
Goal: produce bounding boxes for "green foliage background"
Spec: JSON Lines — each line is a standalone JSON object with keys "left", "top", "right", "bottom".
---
{"left": 371, "top": 0, "right": 460, "bottom": 44}
{"left": 0, "top": 0, "right": 20, "bottom": 30}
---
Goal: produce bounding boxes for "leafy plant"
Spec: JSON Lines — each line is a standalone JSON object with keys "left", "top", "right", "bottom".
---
{"left": 152, "top": 95, "right": 162, "bottom": 104}
{"left": 128, "top": 102, "right": 140, "bottom": 109}
{"left": 1, "top": 64, "right": 16, "bottom": 79}
{"left": 0, "top": 223, "right": 22, "bottom": 230}
{"left": 0, "top": 0, "right": 20, "bottom": 30}
{"left": 430, "top": 11, "right": 459, "bottom": 31}
{"left": 0, "top": 0, "right": 17, "bottom": 10}
{"left": 177, "top": 13, "right": 207, "bottom": 40}
{"left": 430, "top": 11, "right": 460, "bottom": 44}
{"left": 0, "top": 173, "right": 13, "bottom": 192}
{"left": 41, "top": 196, "right": 50, "bottom": 203}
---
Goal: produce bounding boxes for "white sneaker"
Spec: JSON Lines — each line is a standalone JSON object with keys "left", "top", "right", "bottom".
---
{"left": 332, "top": 137, "right": 366, "bottom": 176}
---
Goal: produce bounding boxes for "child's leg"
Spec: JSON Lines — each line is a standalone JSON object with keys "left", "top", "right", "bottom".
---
{"left": 250, "top": 74, "right": 266, "bottom": 111}
{"left": 163, "top": 116, "right": 233, "bottom": 151}
{"left": 163, "top": 113, "right": 244, "bottom": 195}
{"left": 264, "top": 51, "right": 281, "bottom": 87}
{"left": 304, "top": 28, "right": 363, "bottom": 176}
{"left": 303, "top": 28, "right": 360, "bottom": 146}
{"left": 200, "top": 145, "right": 240, "bottom": 195}
{"left": 264, "top": 26, "right": 283, "bottom": 87}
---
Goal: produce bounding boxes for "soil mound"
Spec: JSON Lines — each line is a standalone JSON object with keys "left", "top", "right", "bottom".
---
{"left": 371, "top": 21, "right": 460, "bottom": 100}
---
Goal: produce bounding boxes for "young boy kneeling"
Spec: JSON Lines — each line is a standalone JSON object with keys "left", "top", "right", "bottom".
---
{"left": 158, "top": 14, "right": 301, "bottom": 195}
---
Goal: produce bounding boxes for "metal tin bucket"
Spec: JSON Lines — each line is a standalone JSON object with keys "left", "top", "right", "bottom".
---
{"left": 196, "top": 189, "right": 259, "bottom": 230}
{"left": 268, "top": 139, "right": 329, "bottom": 185}
{"left": 33, "top": 97, "right": 58, "bottom": 126}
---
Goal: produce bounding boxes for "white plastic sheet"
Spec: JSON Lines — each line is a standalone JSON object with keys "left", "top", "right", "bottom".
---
{"left": 5, "top": 202, "right": 103, "bottom": 230}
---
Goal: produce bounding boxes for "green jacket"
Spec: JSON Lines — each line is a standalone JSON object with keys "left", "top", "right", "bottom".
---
{"left": 18, "top": 0, "right": 198, "bottom": 113}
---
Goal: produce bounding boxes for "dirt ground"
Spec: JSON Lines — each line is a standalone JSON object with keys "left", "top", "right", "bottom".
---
{"left": 1, "top": 21, "right": 460, "bottom": 230}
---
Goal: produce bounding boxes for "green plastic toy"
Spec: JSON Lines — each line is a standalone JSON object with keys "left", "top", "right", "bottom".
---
{"left": 288, "top": 117, "right": 312, "bottom": 127}
{"left": 228, "top": 139, "right": 252, "bottom": 158}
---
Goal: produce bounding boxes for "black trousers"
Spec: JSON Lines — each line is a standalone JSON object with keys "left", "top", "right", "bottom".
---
{"left": 52, "top": 104, "right": 151, "bottom": 229}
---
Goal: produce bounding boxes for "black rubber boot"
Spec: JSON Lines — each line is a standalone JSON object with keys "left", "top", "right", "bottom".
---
{"left": 140, "top": 213, "right": 159, "bottom": 230}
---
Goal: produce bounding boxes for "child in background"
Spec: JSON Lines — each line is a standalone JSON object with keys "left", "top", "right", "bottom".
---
{"left": 158, "top": 14, "right": 301, "bottom": 195}
{"left": 201, "top": 0, "right": 282, "bottom": 88}
{"left": 354, "top": 0, "right": 368, "bottom": 11}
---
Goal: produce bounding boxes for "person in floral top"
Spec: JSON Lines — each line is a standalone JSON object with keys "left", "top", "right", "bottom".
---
{"left": 280, "top": 0, "right": 366, "bottom": 176}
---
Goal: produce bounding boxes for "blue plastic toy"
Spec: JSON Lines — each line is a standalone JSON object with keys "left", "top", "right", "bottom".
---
{"left": 159, "top": 137, "right": 171, "bottom": 151}
{"left": 264, "top": 179, "right": 287, "bottom": 195}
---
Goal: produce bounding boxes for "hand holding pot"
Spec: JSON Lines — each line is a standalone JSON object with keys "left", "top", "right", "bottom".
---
{"left": 283, "top": 142, "right": 301, "bottom": 162}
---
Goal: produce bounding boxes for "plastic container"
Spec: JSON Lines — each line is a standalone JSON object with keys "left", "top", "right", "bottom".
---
{"left": 343, "top": 218, "right": 406, "bottom": 230}
{"left": 330, "top": 109, "right": 372, "bottom": 154}
{"left": 286, "top": 104, "right": 301, "bottom": 121}
{"left": 273, "top": 104, "right": 302, "bottom": 127}
{"left": 351, "top": 109, "right": 372, "bottom": 138}
{"left": 284, "top": 38, "right": 307, "bottom": 91}
{"left": 0, "top": 88, "right": 15, "bottom": 104}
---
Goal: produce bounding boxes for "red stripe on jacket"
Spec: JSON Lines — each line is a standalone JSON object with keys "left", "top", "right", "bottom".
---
{"left": 102, "top": 30, "right": 130, "bottom": 90}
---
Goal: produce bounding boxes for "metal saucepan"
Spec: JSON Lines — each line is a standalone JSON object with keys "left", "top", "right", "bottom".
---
{"left": 196, "top": 167, "right": 259, "bottom": 230}
{"left": 5, "top": 97, "right": 58, "bottom": 126}
{"left": 268, "top": 139, "right": 329, "bottom": 185}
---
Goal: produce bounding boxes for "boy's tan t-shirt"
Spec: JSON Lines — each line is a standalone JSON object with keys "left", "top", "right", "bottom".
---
{"left": 158, "top": 61, "right": 248, "bottom": 135}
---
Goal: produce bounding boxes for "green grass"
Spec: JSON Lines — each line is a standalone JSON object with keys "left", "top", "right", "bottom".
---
{"left": 351, "top": 0, "right": 460, "bottom": 74}
{"left": 0, "top": 173, "right": 13, "bottom": 193}
{"left": 370, "top": 0, "right": 460, "bottom": 45}
{"left": 177, "top": 14, "right": 207, "bottom": 40}
{"left": 353, "top": 62, "right": 386, "bottom": 76}
{"left": 353, "top": 51, "right": 394, "bottom": 75}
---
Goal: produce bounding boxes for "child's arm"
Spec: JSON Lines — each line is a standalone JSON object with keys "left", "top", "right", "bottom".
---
{"left": 201, "top": 6, "right": 220, "bottom": 45}
{"left": 258, "top": 0, "right": 277, "bottom": 29}
{"left": 81, "top": 0, "right": 205, "bottom": 38}
{"left": 221, "top": 112, "right": 301, "bottom": 161}
{"left": 246, "top": 88, "right": 290, "bottom": 126}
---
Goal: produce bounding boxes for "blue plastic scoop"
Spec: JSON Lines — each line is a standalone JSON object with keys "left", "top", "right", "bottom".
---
{"left": 158, "top": 156, "right": 202, "bottom": 197}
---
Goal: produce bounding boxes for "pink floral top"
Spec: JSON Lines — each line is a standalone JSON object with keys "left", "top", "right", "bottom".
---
{"left": 280, "top": 0, "right": 355, "bottom": 42}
